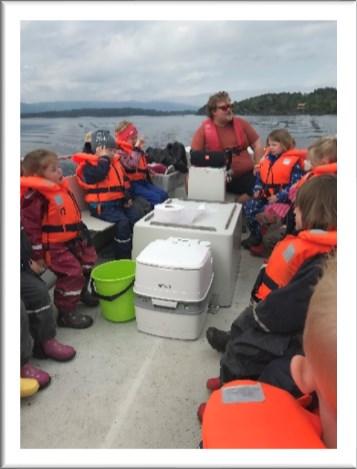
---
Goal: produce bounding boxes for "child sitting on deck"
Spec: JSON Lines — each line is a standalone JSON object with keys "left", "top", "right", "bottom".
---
{"left": 21, "top": 149, "right": 98, "bottom": 329}
{"left": 73, "top": 130, "right": 144, "bottom": 260}
{"left": 242, "top": 128, "right": 306, "bottom": 256}
{"left": 201, "top": 254, "right": 337, "bottom": 448}
{"left": 114, "top": 120, "right": 168, "bottom": 207}
{"left": 21, "top": 225, "right": 76, "bottom": 390}
{"left": 199, "top": 174, "right": 337, "bottom": 417}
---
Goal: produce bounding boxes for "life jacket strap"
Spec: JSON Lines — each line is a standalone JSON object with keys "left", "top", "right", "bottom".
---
{"left": 261, "top": 271, "right": 279, "bottom": 291}
{"left": 86, "top": 185, "right": 125, "bottom": 194}
{"left": 42, "top": 222, "right": 83, "bottom": 233}
{"left": 125, "top": 168, "right": 147, "bottom": 174}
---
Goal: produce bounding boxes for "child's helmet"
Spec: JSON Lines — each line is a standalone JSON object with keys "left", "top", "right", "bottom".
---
{"left": 91, "top": 130, "right": 116, "bottom": 150}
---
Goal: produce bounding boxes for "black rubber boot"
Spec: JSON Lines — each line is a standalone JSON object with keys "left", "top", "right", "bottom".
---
{"left": 206, "top": 327, "right": 231, "bottom": 353}
{"left": 241, "top": 233, "right": 262, "bottom": 249}
{"left": 57, "top": 311, "right": 93, "bottom": 329}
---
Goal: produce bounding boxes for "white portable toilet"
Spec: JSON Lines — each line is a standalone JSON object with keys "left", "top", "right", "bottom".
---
{"left": 134, "top": 237, "right": 214, "bottom": 340}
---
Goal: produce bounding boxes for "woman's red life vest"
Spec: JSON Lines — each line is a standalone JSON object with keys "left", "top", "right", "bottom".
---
{"left": 72, "top": 152, "right": 128, "bottom": 205}
{"left": 203, "top": 117, "right": 245, "bottom": 153}
{"left": 253, "top": 229, "right": 336, "bottom": 301}
{"left": 20, "top": 176, "right": 82, "bottom": 244}
{"left": 294, "top": 162, "right": 337, "bottom": 191}
{"left": 258, "top": 149, "right": 307, "bottom": 195}
{"left": 202, "top": 379, "right": 325, "bottom": 448}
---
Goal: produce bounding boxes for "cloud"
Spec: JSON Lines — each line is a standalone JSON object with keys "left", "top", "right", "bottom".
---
{"left": 20, "top": 20, "right": 337, "bottom": 103}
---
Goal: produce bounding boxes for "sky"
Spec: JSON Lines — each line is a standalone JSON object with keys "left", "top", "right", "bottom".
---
{"left": 20, "top": 20, "right": 337, "bottom": 106}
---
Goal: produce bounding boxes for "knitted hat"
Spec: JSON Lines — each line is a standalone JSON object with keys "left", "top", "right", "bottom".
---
{"left": 91, "top": 130, "right": 116, "bottom": 150}
{"left": 115, "top": 122, "right": 138, "bottom": 142}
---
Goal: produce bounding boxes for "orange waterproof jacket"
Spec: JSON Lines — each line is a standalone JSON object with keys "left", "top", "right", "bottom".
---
{"left": 72, "top": 152, "right": 129, "bottom": 204}
{"left": 259, "top": 149, "right": 307, "bottom": 195}
{"left": 203, "top": 117, "right": 245, "bottom": 152}
{"left": 202, "top": 379, "right": 325, "bottom": 448}
{"left": 253, "top": 229, "right": 336, "bottom": 302}
{"left": 20, "top": 176, "right": 82, "bottom": 244}
{"left": 294, "top": 162, "right": 337, "bottom": 191}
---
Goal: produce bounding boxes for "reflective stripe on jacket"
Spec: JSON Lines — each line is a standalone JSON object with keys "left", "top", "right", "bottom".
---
{"left": 20, "top": 176, "right": 82, "bottom": 244}
{"left": 203, "top": 117, "right": 245, "bottom": 153}
{"left": 202, "top": 379, "right": 325, "bottom": 448}
{"left": 253, "top": 229, "right": 336, "bottom": 301}
{"left": 259, "top": 149, "right": 307, "bottom": 195}
{"left": 73, "top": 152, "right": 128, "bottom": 204}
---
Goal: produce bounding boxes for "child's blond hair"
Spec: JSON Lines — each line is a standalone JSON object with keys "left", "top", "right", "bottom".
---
{"left": 266, "top": 129, "right": 296, "bottom": 152}
{"left": 115, "top": 120, "right": 132, "bottom": 134}
{"left": 308, "top": 136, "right": 337, "bottom": 166}
{"left": 295, "top": 174, "right": 337, "bottom": 230}
{"left": 22, "top": 149, "right": 58, "bottom": 177}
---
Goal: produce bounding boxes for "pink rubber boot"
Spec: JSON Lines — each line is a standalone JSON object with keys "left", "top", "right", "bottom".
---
{"left": 21, "top": 363, "right": 51, "bottom": 389}
{"left": 36, "top": 338, "right": 76, "bottom": 362}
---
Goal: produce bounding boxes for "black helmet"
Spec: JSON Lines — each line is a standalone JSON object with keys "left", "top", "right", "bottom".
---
{"left": 91, "top": 130, "right": 116, "bottom": 151}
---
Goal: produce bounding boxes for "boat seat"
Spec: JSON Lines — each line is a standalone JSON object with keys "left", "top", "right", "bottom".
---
{"left": 66, "top": 175, "right": 115, "bottom": 232}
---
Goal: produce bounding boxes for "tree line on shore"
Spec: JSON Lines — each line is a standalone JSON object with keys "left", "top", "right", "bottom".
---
{"left": 197, "top": 87, "right": 337, "bottom": 116}
{"left": 21, "top": 87, "right": 336, "bottom": 118}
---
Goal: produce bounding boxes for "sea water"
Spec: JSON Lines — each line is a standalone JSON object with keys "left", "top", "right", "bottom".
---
{"left": 21, "top": 114, "right": 337, "bottom": 159}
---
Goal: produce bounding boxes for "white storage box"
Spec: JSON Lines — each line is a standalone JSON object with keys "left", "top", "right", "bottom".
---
{"left": 134, "top": 237, "right": 214, "bottom": 340}
{"left": 132, "top": 200, "right": 242, "bottom": 307}
{"left": 150, "top": 171, "right": 185, "bottom": 196}
{"left": 188, "top": 166, "right": 226, "bottom": 202}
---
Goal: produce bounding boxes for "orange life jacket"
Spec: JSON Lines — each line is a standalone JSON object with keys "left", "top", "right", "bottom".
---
{"left": 115, "top": 139, "right": 149, "bottom": 182}
{"left": 203, "top": 117, "right": 245, "bottom": 153}
{"left": 72, "top": 153, "right": 129, "bottom": 207}
{"left": 294, "top": 162, "right": 337, "bottom": 191}
{"left": 253, "top": 229, "right": 337, "bottom": 301}
{"left": 20, "top": 176, "right": 83, "bottom": 244}
{"left": 202, "top": 379, "right": 325, "bottom": 448}
{"left": 259, "top": 149, "right": 307, "bottom": 196}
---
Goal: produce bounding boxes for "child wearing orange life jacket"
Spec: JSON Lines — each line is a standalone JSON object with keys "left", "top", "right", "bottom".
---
{"left": 114, "top": 121, "right": 168, "bottom": 207}
{"left": 285, "top": 135, "right": 337, "bottom": 234}
{"left": 201, "top": 174, "right": 336, "bottom": 406}
{"left": 201, "top": 255, "right": 337, "bottom": 449}
{"left": 242, "top": 129, "right": 305, "bottom": 256}
{"left": 21, "top": 149, "right": 98, "bottom": 329}
{"left": 73, "top": 130, "right": 144, "bottom": 260}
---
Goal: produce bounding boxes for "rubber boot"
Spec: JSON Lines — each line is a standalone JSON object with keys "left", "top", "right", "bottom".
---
{"left": 33, "top": 338, "right": 76, "bottom": 361}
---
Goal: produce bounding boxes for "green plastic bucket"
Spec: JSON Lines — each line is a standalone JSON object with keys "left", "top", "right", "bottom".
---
{"left": 90, "top": 260, "right": 136, "bottom": 322}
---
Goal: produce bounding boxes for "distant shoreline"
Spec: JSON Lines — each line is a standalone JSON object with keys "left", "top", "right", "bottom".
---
{"left": 21, "top": 87, "right": 337, "bottom": 118}
{"left": 21, "top": 109, "right": 197, "bottom": 119}
{"left": 21, "top": 110, "right": 336, "bottom": 119}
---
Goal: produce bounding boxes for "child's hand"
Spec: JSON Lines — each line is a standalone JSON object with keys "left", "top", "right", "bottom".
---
{"left": 96, "top": 146, "right": 113, "bottom": 158}
{"left": 134, "top": 137, "right": 145, "bottom": 149}
{"left": 226, "top": 169, "right": 233, "bottom": 183}
{"left": 123, "top": 198, "right": 133, "bottom": 208}
{"left": 29, "top": 258, "right": 46, "bottom": 275}
{"left": 267, "top": 194, "right": 278, "bottom": 204}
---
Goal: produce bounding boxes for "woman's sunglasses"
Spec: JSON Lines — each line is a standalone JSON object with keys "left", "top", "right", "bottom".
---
{"left": 216, "top": 104, "right": 232, "bottom": 112}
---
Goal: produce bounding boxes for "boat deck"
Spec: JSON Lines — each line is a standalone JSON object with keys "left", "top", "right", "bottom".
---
{"left": 20, "top": 246, "right": 261, "bottom": 449}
